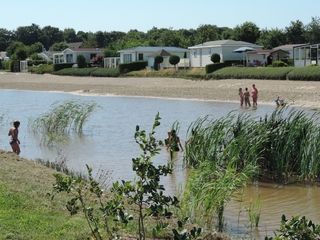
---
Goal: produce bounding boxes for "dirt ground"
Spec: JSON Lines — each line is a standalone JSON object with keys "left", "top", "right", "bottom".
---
{"left": 1, "top": 72, "right": 320, "bottom": 108}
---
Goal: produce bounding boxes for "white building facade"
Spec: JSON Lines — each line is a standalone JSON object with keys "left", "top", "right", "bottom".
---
{"left": 118, "top": 46, "right": 189, "bottom": 68}
{"left": 188, "top": 40, "right": 262, "bottom": 67}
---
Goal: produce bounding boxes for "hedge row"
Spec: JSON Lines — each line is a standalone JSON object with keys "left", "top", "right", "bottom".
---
{"left": 205, "top": 63, "right": 228, "bottom": 74}
{"left": 208, "top": 66, "right": 294, "bottom": 80}
{"left": 119, "top": 61, "right": 147, "bottom": 73}
{"left": 125, "top": 68, "right": 206, "bottom": 79}
{"left": 53, "top": 63, "right": 73, "bottom": 71}
{"left": 30, "top": 64, "right": 54, "bottom": 74}
{"left": 53, "top": 67, "right": 120, "bottom": 77}
{"left": 287, "top": 66, "right": 320, "bottom": 81}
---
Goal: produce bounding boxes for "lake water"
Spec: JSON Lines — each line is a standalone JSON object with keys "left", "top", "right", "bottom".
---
{"left": 0, "top": 89, "right": 319, "bottom": 239}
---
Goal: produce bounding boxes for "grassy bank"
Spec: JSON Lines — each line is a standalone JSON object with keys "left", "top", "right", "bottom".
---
{"left": 31, "top": 65, "right": 320, "bottom": 81}
{"left": 208, "top": 66, "right": 294, "bottom": 80}
{"left": 0, "top": 150, "right": 90, "bottom": 239}
{"left": 125, "top": 68, "right": 206, "bottom": 79}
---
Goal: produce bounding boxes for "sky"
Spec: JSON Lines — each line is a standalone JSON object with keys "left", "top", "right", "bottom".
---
{"left": 1, "top": 0, "right": 320, "bottom": 32}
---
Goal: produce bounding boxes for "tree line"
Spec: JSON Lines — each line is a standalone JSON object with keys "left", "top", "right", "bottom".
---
{"left": 1, "top": 17, "right": 320, "bottom": 56}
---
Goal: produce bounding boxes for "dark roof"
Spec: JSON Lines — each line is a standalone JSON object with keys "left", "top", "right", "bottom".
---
{"left": 273, "top": 44, "right": 306, "bottom": 51}
{"left": 247, "top": 49, "right": 272, "bottom": 55}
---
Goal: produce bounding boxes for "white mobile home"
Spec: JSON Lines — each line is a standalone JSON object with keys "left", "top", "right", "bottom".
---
{"left": 53, "top": 48, "right": 103, "bottom": 65}
{"left": 188, "top": 40, "right": 261, "bottom": 67}
{"left": 118, "top": 46, "right": 189, "bottom": 68}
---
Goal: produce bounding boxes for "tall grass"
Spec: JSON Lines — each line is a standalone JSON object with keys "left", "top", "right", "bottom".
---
{"left": 181, "top": 108, "right": 320, "bottom": 231}
{"left": 30, "top": 100, "right": 97, "bottom": 144}
{"left": 184, "top": 108, "right": 320, "bottom": 183}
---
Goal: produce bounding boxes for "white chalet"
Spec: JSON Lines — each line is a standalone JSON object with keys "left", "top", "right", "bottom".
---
{"left": 188, "top": 40, "right": 262, "bottom": 67}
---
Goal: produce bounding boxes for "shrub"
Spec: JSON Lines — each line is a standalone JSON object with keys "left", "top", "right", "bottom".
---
{"left": 272, "top": 60, "right": 287, "bottom": 67}
{"left": 119, "top": 61, "right": 147, "bottom": 73}
{"left": 77, "top": 54, "right": 87, "bottom": 68}
{"left": 104, "top": 49, "right": 119, "bottom": 57}
{"left": 30, "top": 64, "right": 53, "bottom": 74}
{"left": 209, "top": 66, "right": 294, "bottom": 80}
{"left": 29, "top": 53, "right": 45, "bottom": 61}
{"left": 54, "top": 67, "right": 95, "bottom": 76}
{"left": 211, "top": 53, "right": 221, "bottom": 63}
{"left": 266, "top": 215, "right": 320, "bottom": 240}
{"left": 154, "top": 55, "right": 164, "bottom": 70}
{"left": 205, "top": 63, "right": 228, "bottom": 74}
{"left": 28, "top": 60, "right": 48, "bottom": 66}
{"left": 53, "top": 63, "right": 73, "bottom": 71}
{"left": 169, "top": 55, "right": 180, "bottom": 67}
{"left": 91, "top": 68, "right": 120, "bottom": 77}
{"left": 3, "top": 60, "right": 12, "bottom": 71}
{"left": 13, "top": 47, "right": 28, "bottom": 60}
{"left": 287, "top": 66, "right": 320, "bottom": 81}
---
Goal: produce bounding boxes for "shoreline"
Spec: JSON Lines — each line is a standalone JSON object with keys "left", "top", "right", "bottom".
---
{"left": 1, "top": 72, "right": 320, "bottom": 108}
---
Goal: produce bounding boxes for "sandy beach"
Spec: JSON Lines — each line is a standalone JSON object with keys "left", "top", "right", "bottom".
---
{"left": 1, "top": 72, "right": 320, "bottom": 108}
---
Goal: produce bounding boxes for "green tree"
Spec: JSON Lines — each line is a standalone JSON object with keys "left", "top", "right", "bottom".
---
{"left": 305, "top": 17, "right": 320, "bottom": 44}
{"left": 0, "top": 28, "right": 14, "bottom": 51}
{"left": 63, "top": 28, "right": 78, "bottom": 43}
{"left": 220, "top": 27, "right": 234, "bottom": 40}
{"left": 6, "top": 41, "right": 25, "bottom": 57}
{"left": 95, "top": 31, "right": 106, "bottom": 48}
{"left": 258, "top": 28, "right": 286, "bottom": 49}
{"left": 13, "top": 47, "right": 28, "bottom": 60}
{"left": 16, "top": 23, "right": 41, "bottom": 45}
{"left": 104, "top": 49, "right": 119, "bottom": 57}
{"left": 40, "top": 25, "right": 63, "bottom": 49}
{"left": 76, "top": 31, "right": 88, "bottom": 42}
{"left": 28, "top": 42, "right": 44, "bottom": 55}
{"left": 285, "top": 20, "right": 306, "bottom": 44}
{"left": 51, "top": 42, "right": 69, "bottom": 51}
{"left": 233, "top": 21, "right": 260, "bottom": 43}
{"left": 77, "top": 55, "right": 87, "bottom": 68}
{"left": 195, "top": 24, "right": 220, "bottom": 44}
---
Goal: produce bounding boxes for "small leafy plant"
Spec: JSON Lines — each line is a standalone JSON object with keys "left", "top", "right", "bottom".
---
{"left": 113, "top": 113, "right": 179, "bottom": 239}
{"left": 265, "top": 215, "right": 320, "bottom": 240}
{"left": 51, "top": 165, "right": 130, "bottom": 239}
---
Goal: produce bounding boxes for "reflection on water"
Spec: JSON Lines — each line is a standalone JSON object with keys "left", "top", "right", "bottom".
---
{"left": 0, "top": 89, "right": 319, "bottom": 238}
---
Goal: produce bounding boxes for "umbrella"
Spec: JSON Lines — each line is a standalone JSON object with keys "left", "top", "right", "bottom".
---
{"left": 233, "top": 47, "right": 255, "bottom": 66}
{"left": 233, "top": 46, "right": 255, "bottom": 53}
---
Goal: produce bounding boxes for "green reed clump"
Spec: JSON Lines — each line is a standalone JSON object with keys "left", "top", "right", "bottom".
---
{"left": 30, "top": 100, "right": 97, "bottom": 146}
{"left": 181, "top": 108, "right": 320, "bottom": 232}
{"left": 247, "top": 196, "right": 261, "bottom": 228}
{"left": 184, "top": 108, "right": 320, "bottom": 183}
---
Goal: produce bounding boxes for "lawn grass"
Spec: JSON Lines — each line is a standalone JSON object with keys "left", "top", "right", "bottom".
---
{"left": 0, "top": 150, "right": 90, "bottom": 240}
{"left": 208, "top": 66, "right": 294, "bottom": 80}
{"left": 125, "top": 68, "right": 206, "bottom": 79}
{"left": 287, "top": 66, "right": 320, "bottom": 81}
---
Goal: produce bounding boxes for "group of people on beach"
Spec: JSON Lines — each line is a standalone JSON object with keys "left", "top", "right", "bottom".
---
{"left": 239, "top": 84, "right": 258, "bottom": 108}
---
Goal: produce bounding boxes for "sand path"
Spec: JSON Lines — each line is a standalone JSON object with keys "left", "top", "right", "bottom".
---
{"left": 0, "top": 72, "right": 320, "bottom": 108}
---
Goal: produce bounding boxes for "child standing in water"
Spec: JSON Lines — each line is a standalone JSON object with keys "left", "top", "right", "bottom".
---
{"left": 244, "top": 87, "right": 251, "bottom": 107}
{"left": 8, "top": 120, "right": 21, "bottom": 155}
{"left": 239, "top": 88, "right": 244, "bottom": 107}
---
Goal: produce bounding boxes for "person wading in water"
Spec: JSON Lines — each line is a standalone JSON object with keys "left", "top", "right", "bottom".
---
{"left": 8, "top": 120, "right": 21, "bottom": 155}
